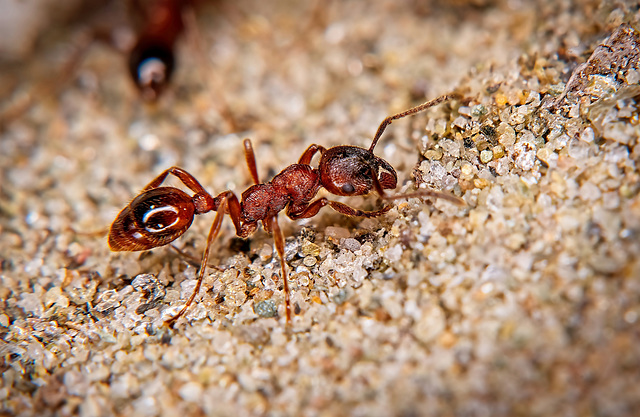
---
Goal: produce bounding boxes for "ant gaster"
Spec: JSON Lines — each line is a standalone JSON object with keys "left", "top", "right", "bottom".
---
{"left": 128, "top": 0, "right": 187, "bottom": 101}
{"left": 108, "top": 94, "right": 464, "bottom": 326}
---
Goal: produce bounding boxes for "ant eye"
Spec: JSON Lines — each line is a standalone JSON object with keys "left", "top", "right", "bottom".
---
{"left": 341, "top": 183, "right": 355, "bottom": 194}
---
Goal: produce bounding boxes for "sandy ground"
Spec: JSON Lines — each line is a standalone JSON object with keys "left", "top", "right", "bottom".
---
{"left": 1, "top": 0, "right": 639, "bottom": 416}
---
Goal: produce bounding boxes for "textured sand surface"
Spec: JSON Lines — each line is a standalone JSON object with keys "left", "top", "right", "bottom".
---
{"left": 1, "top": 1, "right": 639, "bottom": 416}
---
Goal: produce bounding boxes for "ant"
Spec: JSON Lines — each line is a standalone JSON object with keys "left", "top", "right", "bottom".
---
{"left": 128, "top": 0, "right": 188, "bottom": 101}
{"left": 108, "top": 94, "right": 465, "bottom": 326}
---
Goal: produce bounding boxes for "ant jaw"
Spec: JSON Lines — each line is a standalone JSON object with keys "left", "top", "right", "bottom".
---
{"left": 378, "top": 172, "right": 397, "bottom": 190}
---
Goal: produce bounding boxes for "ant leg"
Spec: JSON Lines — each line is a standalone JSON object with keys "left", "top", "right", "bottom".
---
{"left": 288, "top": 198, "right": 391, "bottom": 219}
{"left": 369, "top": 94, "right": 457, "bottom": 152}
{"left": 243, "top": 139, "right": 260, "bottom": 184}
{"left": 141, "top": 167, "right": 208, "bottom": 194}
{"left": 287, "top": 198, "right": 328, "bottom": 219}
{"left": 165, "top": 195, "right": 228, "bottom": 327}
{"left": 327, "top": 200, "right": 393, "bottom": 218}
{"left": 381, "top": 189, "right": 466, "bottom": 206}
{"left": 368, "top": 166, "right": 465, "bottom": 206}
{"left": 298, "top": 144, "right": 326, "bottom": 165}
{"left": 269, "top": 215, "right": 291, "bottom": 325}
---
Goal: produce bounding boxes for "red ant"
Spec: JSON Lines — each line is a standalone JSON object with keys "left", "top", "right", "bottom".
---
{"left": 108, "top": 94, "right": 464, "bottom": 326}
{"left": 127, "top": 0, "right": 188, "bottom": 101}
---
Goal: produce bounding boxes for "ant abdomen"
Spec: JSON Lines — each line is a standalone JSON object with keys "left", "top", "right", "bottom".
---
{"left": 318, "top": 146, "right": 397, "bottom": 196}
{"left": 128, "top": 40, "right": 175, "bottom": 101}
{"left": 109, "top": 187, "right": 195, "bottom": 252}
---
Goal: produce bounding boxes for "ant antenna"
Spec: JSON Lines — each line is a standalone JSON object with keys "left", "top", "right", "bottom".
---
{"left": 369, "top": 94, "right": 456, "bottom": 152}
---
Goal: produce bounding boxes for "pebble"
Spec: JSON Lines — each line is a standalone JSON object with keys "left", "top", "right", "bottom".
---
{"left": 480, "top": 149, "right": 493, "bottom": 163}
{"left": 254, "top": 299, "right": 278, "bottom": 318}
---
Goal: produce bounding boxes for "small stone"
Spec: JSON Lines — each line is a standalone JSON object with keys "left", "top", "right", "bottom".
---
{"left": 179, "top": 381, "right": 203, "bottom": 403}
{"left": 453, "top": 116, "right": 467, "bottom": 129}
{"left": 626, "top": 69, "right": 640, "bottom": 85}
{"left": 536, "top": 148, "right": 552, "bottom": 164}
{"left": 579, "top": 182, "right": 602, "bottom": 201}
{"left": 301, "top": 241, "right": 320, "bottom": 257}
{"left": 332, "top": 288, "right": 348, "bottom": 305}
{"left": 471, "top": 104, "right": 488, "bottom": 117}
{"left": 342, "top": 238, "right": 361, "bottom": 252}
{"left": 514, "top": 141, "right": 536, "bottom": 171}
{"left": 17, "top": 292, "right": 44, "bottom": 316}
{"left": 384, "top": 244, "right": 403, "bottom": 262}
{"left": 568, "top": 138, "right": 590, "bottom": 159}
{"left": 492, "top": 145, "right": 505, "bottom": 159}
{"left": 413, "top": 305, "right": 445, "bottom": 344}
{"left": 325, "top": 226, "right": 350, "bottom": 240}
{"left": 497, "top": 122, "right": 516, "bottom": 146}
{"left": 220, "top": 268, "right": 239, "bottom": 283}
{"left": 495, "top": 93, "right": 508, "bottom": 107}
{"left": 95, "top": 289, "right": 120, "bottom": 312}
{"left": 480, "top": 149, "right": 493, "bottom": 163}
{"left": 44, "top": 287, "right": 69, "bottom": 309}
{"left": 303, "top": 256, "right": 317, "bottom": 267}
{"left": 254, "top": 299, "right": 278, "bottom": 318}
{"left": 131, "top": 273, "right": 165, "bottom": 303}
{"left": 460, "top": 163, "right": 473, "bottom": 178}
{"left": 258, "top": 244, "right": 273, "bottom": 261}
{"left": 440, "top": 139, "right": 461, "bottom": 158}
{"left": 580, "top": 127, "right": 595, "bottom": 143}
{"left": 225, "top": 279, "right": 247, "bottom": 307}
{"left": 474, "top": 178, "right": 490, "bottom": 189}
{"left": 424, "top": 149, "right": 443, "bottom": 160}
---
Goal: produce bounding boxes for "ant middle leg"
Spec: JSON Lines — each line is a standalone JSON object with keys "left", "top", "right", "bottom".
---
{"left": 267, "top": 215, "right": 291, "bottom": 325}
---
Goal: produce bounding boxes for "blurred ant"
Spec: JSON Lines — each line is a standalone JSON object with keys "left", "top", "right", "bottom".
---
{"left": 127, "top": 0, "right": 188, "bottom": 101}
{"left": 108, "top": 94, "right": 465, "bottom": 326}
{"left": 1, "top": 0, "right": 198, "bottom": 127}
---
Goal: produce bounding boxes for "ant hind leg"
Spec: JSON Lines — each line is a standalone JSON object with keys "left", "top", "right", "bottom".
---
{"left": 165, "top": 195, "right": 227, "bottom": 327}
{"left": 269, "top": 215, "right": 292, "bottom": 325}
{"left": 142, "top": 167, "right": 209, "bottom": 194}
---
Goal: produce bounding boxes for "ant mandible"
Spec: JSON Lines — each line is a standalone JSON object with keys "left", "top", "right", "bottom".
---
{"left": 108, "top": 94, "right": 464, "bottom": 326}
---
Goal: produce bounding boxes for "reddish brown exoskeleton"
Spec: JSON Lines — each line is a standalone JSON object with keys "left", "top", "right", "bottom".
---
{"left": 127, "top": 0, "right": 189, "bottom": 101}
{"left": 108, "top": 94, "right": 465, "bottom": 326}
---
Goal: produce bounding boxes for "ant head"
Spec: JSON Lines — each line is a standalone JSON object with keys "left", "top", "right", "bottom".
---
{"left": 129, "top": 41, "right": 175, "bottom": 101}
{"left": 318, "top": 146, "right": 397, "bottom": 196}
{"left": 109, "top": 187, "right": 194, "bottom": 251}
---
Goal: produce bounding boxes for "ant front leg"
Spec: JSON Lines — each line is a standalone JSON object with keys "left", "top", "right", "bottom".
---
{"left": 265, "top": 215, "right": 291, "bottom": 325}
{"left": 287, "top": 198, "right": 392, "bottom": 220}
